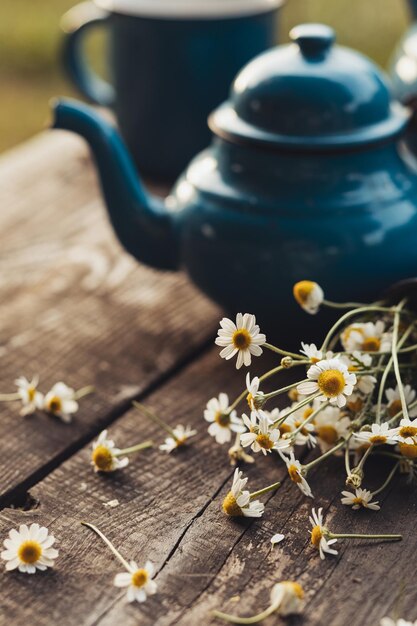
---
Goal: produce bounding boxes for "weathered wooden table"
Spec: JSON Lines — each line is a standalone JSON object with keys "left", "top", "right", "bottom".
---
{"left": 0, "top": 131, "right": 415, "bottom": 626}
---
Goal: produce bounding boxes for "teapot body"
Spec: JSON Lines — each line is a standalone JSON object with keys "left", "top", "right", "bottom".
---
{"left": 170, "top": 138, "right": 417, "bottom": 337}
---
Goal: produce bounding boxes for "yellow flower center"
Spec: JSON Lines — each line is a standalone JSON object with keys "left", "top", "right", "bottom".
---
{"left": 279, "top": 423, "right": 292, "bottom": 435}
{"left": 311, "top": 525, "right": 323, "bottom": 548}
{"left": 18, "top": 540, "right": 42, "bottom": 564}
{"left": 232, "top": 329, "right": 251, "bottom": 350}
{"left": 47, "top": 396, "right": 62, "bottom": 413}
{"left": 352, "top": 497, "right": 364, "bottom": 506}
{"left": 92, "top": 445, "right": 114, "bottom": 471}
{"left": 222, "top": 492, "right": 243, "bottom": 517}
{"left": 303, "top": 407, "right": 314, "bottom": 420}
{"left": 317, "top": 425, "right": 338, "bottom": 445}
{"left": 288, "top": 389, "right": 299, "bottom": 402}
{"left": 317, "top": 369, "right": 345, "bottom": 397}
{"left": 347, "top": 397, "right": 363, "bottom": 412}
{"left": 362, "top": 336, "right": 381, "bottom": 352}
{"left": 215, "top": 411, "right": 231, "bottom": 428}
{"left": 398, "top": 442, "right": 417, "bottom": 459}
{"left": 369, "top": 435, "right": 387, "bottom": 445}
{"left": 288, "top": 464, "right": 302, "bottom": 483}
{"left": 131, "top": 569, "right": 148, "bottom": 588}
{"left": 27, "top": 386, "right": 37, "bottom": 403}
{"left": 399, "top": 425, "right": 417, "bottom": 438}
{"left": 293, "top": 280, "right": 315, "bottom": 305}
{"left": 388, "top": 400, "right": 403, "bottom": 418}
{"left": 246, "top": 393, "right": 254, "bottom": 409}
{"left": 256, "top": 433, "right": 273, "bottom": 450}
{"left": 281, "top": 581, "right": 304, "bottom": 599}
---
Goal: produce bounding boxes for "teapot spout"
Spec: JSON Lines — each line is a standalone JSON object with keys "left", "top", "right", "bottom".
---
{"left": 51, "top": 99, "right": 179, "bottom": 270}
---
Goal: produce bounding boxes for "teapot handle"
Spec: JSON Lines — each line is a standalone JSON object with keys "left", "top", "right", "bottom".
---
{"left": 61, "top": 2, "right": 115, "bottom": 107}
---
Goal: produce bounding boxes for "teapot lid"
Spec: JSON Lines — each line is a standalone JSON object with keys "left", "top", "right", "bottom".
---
{"left": 209, "top": 24, "right": 410, "bottom": 151}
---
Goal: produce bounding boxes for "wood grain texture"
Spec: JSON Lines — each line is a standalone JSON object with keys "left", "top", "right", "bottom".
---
{"left": 0, "top": 131, "right": 220, "bottom": 502}
{"left": 0, "top": 345, "right": 414, "bottom": 626}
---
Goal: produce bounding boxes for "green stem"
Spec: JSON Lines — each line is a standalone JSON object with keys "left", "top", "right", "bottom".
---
{"left": 74, "top": 385, "right": 95, "bottom": 400}
{"left": 388, "top": 398, "right": 417, "bottom": 426}
{"left": 320, "top": 305, "right": 407, "bottom": 353}
{"left": 80, "top": 522, "right": 132, "bottom": 572}
{"left": 249, "top": 481, "right": 281, "bottom": 500}
{"left": 391, "top": 301, "right": 409, "bottom": 422}
{"left": 371, "top": 462, "right": 400, "bottom": 497}
{"left": 355, "top": 443, "right": 374, "bottom": 472}
{"left": 264, "top": 379, "right": 309, "bottom": 402}
{"left": 212, "top": 599, "right": 281, "bottom": 625}
{"left": 0, "top": 392, "right": 21, "bottom": 401}
{"left": 304, "top": 437, "right": 349, "bottom": 471}
{"left": 272, "top": 393, "right": 321, "bottom": 427}
{"left": 344, "top": 438, "right": 352, "bottom": 476}
{"left": 116, "top": 440, "right": 153, "bottom": 456}
{"left": 264, "top": 343, "right": 305, "bottom": 360}
{"left": 329, "top": 532, "right": 402, "bottom": 541}
{"left": 289, "top": 401, "right": 329, "bottom": 439}
{"left": 133, "top": 401, "right": 178, "bottom": 440}
{"left": 322, "top": 299, "right": 369, "bottom": 309}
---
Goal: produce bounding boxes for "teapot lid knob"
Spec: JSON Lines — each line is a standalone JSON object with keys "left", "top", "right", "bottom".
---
{"left": 290, "top": 23, "right": 335, "bottom": 57}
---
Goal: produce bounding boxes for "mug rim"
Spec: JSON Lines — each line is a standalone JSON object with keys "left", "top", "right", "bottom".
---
{"left": 94, "top": 0, "right": 284, "bottom": 19}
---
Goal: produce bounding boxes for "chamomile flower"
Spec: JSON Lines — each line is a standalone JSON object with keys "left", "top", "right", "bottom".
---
{"left": 385, "top": 385, "right": 417, "bottom": 419}
{"left": 300, "top": 342, "right": 333, "bottom": 363}
{"left": 314, "top": 406, "right": 351, "bottom": 453}
{"left": 340, "top": 488, "right": 380, "bottom": 511}
{"left": 293, "top": 281, "right": 324, "bottom": 314}
{"left": 354, "top": 422, "right": 398, "bottom": 447}
{"left": 297, "top": 358, "right": 356, "bottom": 408}
{"left": 114, "top": 560, "right": 157, "bottom": 603}
{"left": 159, "top": 424, "right": 197, "bottom": 452}
{"left": 43, "top": 382, "right": 78, "bottom": 423}
{"left": 1, "top": 524, "right": 58, "bottom": 573}
{"left": 269, "top": 581, "right": 305, "bottom": 616}
{"left": 279, "top": 450, "right": 313, "bottom": 498}
{"left": 215, "top": 313, "right": 266, "bottom": 369}
{"left": 240, "top": 412, "right": 289, "bottom": 455}
{"left": 91, "top": 430, "right": 129, "bottom": 472}
{"left": 246, "top": 373, "right": 265, "bottom": 411}
{"left": 309, "top": 508, "right": 338, "bottom": 560}
{"left": 341, "top": 321, "right": 391, "bottom": 353}
{"left": 394, "top": 418, "right": 417, "bottom": 458}
{"left": 204, "top": 393, "right": 245, "bottom": 444}
{"left": 341, "top": 351, "right": 377, "bottom": 395}
{"left": 281, "top": 404, "right": 317, "bottom": 447}
{"left": 15, "top": 376, "right": 44, "bottom": 416}
{"left": 222, "top": 468, "right": 264, "bottom": 518}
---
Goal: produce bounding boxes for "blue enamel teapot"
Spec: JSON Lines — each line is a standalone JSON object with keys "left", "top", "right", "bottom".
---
{"left": 52, "top": 24, "right": 417, "bottom": 338}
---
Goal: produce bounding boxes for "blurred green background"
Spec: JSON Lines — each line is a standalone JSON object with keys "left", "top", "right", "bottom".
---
{"left": 0, "top": 0, "right": 410, "bottom": 154}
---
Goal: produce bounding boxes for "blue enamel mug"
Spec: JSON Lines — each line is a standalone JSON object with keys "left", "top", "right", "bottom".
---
{"left": 61, "top": 0, "right": 283, "bottom": 181}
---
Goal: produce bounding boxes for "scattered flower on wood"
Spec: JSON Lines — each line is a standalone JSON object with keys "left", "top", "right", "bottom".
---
{"left": 1, "top": 524, "right": 58, "bottom": 573}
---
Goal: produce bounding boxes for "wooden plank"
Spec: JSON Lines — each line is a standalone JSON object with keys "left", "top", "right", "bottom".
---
{"left": 0, "top": 131, "right": 220, "bottom": 502}
{"left": 1, "top": 346, "right": 412, "bottom": 626}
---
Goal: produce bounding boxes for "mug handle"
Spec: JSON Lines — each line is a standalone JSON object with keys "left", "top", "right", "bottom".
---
{"left": 61, "top": 1, "right": 115, "bottom": 107}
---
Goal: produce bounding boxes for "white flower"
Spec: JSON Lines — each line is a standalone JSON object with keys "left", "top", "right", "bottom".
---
{"left": 43, "top": 382, "right": 78, "bottom": 423}
{"left": 381, "top": 617, "right": 417, "bottom": 626}
{"left": 341, "top": 321, "right": 392, "bottom": 353}
{"left": 91, "top": 430, "right": 129, "bottom": 472}
{"left": 245, "top": 372, "right": 265, "bottom": 411}
{"left": 271, "top": 533, "right": 285, "bottom": 546}
{"left": 300, "top": 342, "right": 333, "bottom": 363}
{"left": 270, "top": 581, "right": 304, "bottom": 616}
{"left": 297, "top": 358, "right": 356, "bottom": 408}
{"left": 204, "top": 393, "right": 245, "bottom": 444}
{"left": 215, "top": 313, "right": 266, "bottom": 369}
{"left": 240, "top": 412, "right": 290, "bottom": 455}
{"left": 15, "top": 376, "right": 44, "bottom": 416}
{"left": 340, "top": 488, "right": 380, "bottom": 510}
{"left": 354, "top": 422, "right": 398, "bottom": 446}
{"left": 1, "top": 524, "right": 58, "bottom": 573}
{"left": 114, "top": 560, "right": 157, "bottom": 603}
{"left": 314, "top": 406, "right": 351, "bottom": 452}
{"left": 279, "top": 450, "right": 313, "bottom": 498}
{"left": 309, "top": 507, "right": 338, "bottom": 560}
{"left": 280, "top": 403, "right": 317, "bottom": 448}
{"left": 159, "top": 424, "right": 197, "bottom": 452}
{"left": 385, "top": 385, "right": 417, "bottom": 419}
{"left": 293, "top": 281, "right": 324, "bottom": 314}
{"left": 222, "top": 468, "right": 264, "bottom": 518}
{"left": 395, "top": 417, "right": 417, "bottom": 444}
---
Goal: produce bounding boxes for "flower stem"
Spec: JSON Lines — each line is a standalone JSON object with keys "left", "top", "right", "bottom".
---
{"left": 304, "top": 437, "right": 349, "bottom": 471}
{"left": 212, "top": 599, "right": 281, "bottom": 624}
{"left": 391, "top": 301, "right": 409, "bottom": 422}
{"left": 264, "top": 343, "right": 305, "bottom": 360}
{"left": 371, "top": 462, "right": 400, "bottom": 497}
{"left": 322, "top": 299, "right": 370, "bottom": 309}
{"left": 289, "top": 401, "right": 329, "bottom": 440}
{"left": 115, "top": 440, "right": 153, "bottom": 456}
{"left": 0, "top": 392, "right": 21, "bottom": 401}
{"left": 272, "top": 393, "right": 321, "bottom": 427}
{"left": 329, "top": 532, "right": 402, "bottom": 541}
{"left": 133, "top": 401, "right": 178, "bottom": 440}
{"left": 264, "top": 379, "right": 309, "bottom": 402}
{"left": 74, "top": 385, "right": 95, "bottom": 400}
{"left": 249, "top": 481, "right": 281, "bottom": 500}
{"left": 80, "top": 522, "right": 132, "bottom": 572}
